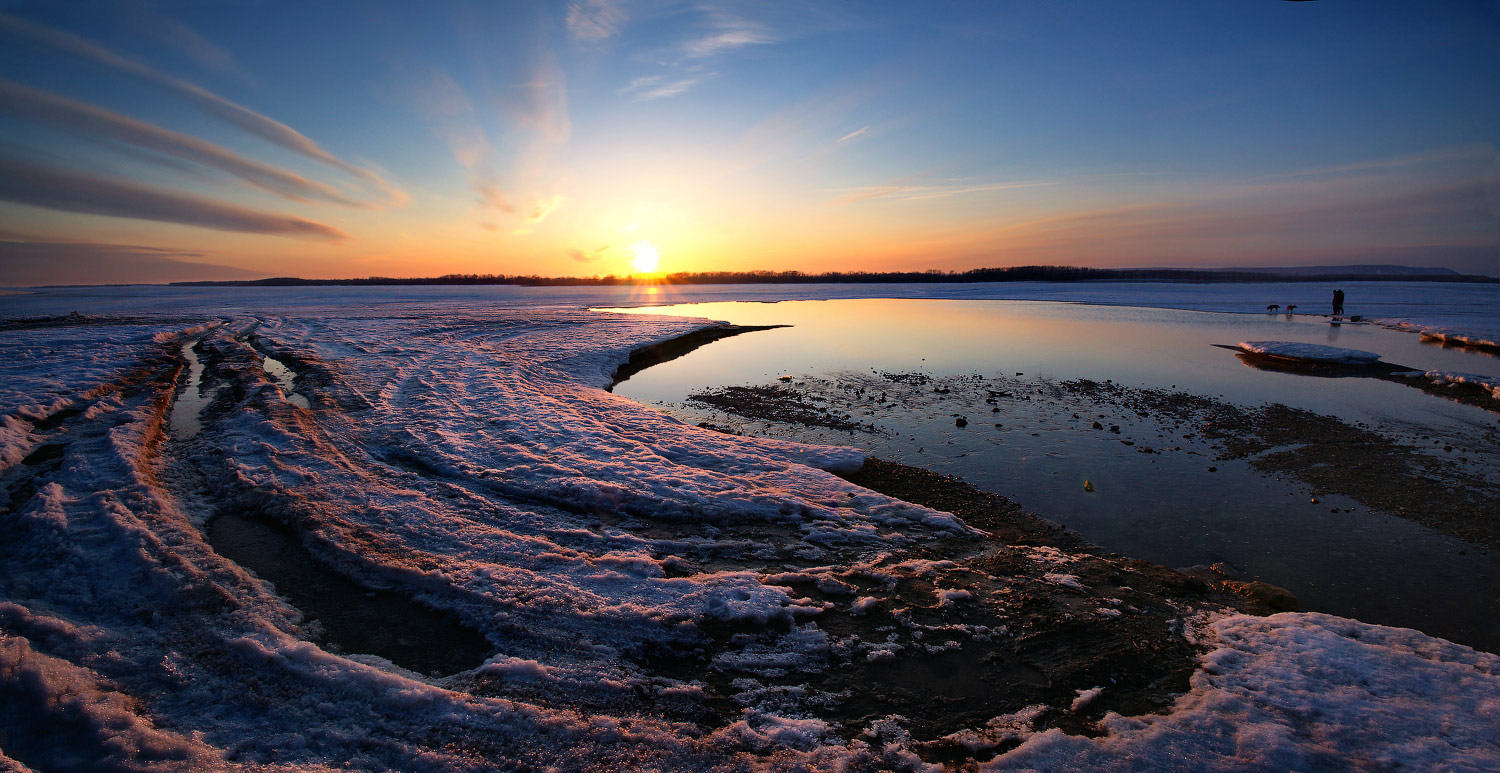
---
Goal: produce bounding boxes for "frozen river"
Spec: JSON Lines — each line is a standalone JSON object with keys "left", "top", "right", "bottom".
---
{"left": 1, "top": 281, "right": 1497, "bottom": 771}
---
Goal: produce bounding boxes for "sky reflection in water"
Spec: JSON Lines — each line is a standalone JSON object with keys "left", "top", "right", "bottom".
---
{"left": 608, "top": 298, "right": 1500, "bottom": 652}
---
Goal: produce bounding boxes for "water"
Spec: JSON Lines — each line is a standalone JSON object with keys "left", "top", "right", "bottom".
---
{"left": 608, "top": 299, "right": 1498, "bottom": 420}
{"left": 608, "top": 298, "right": 1500, "bottom": 650}
{"left": 5, "top": 279, "right": 1493, "bottom": 323}
{"left": 262, "top": 355, "right": 312, "bottom": 410}
{"left": 168, "top": 341, "right": 216, "bottom": 439}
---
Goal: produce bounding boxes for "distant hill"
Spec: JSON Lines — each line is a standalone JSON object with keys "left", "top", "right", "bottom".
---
{"left": 1205, "top": 265, "right": 1465, "bottom": 277}
{"left": 171, "top": 264, "right": 1496, "bottom": 288}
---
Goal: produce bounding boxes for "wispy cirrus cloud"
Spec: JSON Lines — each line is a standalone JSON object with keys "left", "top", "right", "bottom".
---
{"left": 526, "top": 195, "right": 565, "bottom": 224}
{"left": 836, "top": 126, "right": 869, "bottom": 143}
{"left": 619, "top": 74, "right": 705, "bottom": 101}
{"left": 0, "top": 12, "right": 404, "bottom": 206}
{"left": 129, "top": 7, "right": 254, "bottom": 83}
{"left": 397, "top": 66, "right": 567, "bottom": 228}
{"left": 682, "top": 20, "right": 774, "bottom": 59}
{"left": 949, "top": 168, "right": 1497, "bottom": 274}
{"left": 566, "top": 244, "right": 613, "bottom": 263}
{"left": 0, "top": 155, "right": 348, "bottom": 241}
{"left": 614, "top": 5, "right": 781, "bottom": 100}
{"left": 567, "top": 0, "right": 627, "bottom": 42}
{"left": 833, "top": 178, "right": 1059, "bottom": 205}
{"left": 0, "top": 79, "right": 371, "bottom": 208}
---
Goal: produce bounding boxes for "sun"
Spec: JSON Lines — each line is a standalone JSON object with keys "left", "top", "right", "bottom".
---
{"left": 631, "top": 241, "right": 661, "bottom": 274}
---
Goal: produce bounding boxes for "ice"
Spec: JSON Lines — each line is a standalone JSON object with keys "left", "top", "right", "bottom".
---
{"left": 3, "top": 287, "right": 1499, "bottom": 769}
{"left": 1070, "top": 686, "right": 1106, "bottom": 712}
{"left": 1043, "top": 573, "right": 1088, "bottom": 590}
{"left": 1236, "top": 340, "right": 1383, "bottom": 364}
{"left": 1424, "top": 370, "right": 1500, "bottom": 398}
{"left": 988, "top": 613, "right": 1500, "bottom": 771}
{"left": 1374, "top": 318, "right": 1500, "bottom": 350}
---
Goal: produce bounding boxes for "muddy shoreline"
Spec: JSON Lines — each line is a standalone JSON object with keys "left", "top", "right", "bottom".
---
{"left": 689, "top": 372, "right": 1500, "bottom": 551}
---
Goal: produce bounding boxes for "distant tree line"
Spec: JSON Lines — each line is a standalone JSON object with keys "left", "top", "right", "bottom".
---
{"left": 172, "top": 264, "right": 1494, "bottom": 288}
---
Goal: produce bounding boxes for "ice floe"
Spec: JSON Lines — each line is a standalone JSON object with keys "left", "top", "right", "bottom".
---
{"left": 1375, "top": 318, "right": 1500, "bottom": 350}
{"left": 1236, "top": 340, "right": 1383, "bottom": 364}
{"left": 1423, "top": 370, "right": 1500, "bottom": 398}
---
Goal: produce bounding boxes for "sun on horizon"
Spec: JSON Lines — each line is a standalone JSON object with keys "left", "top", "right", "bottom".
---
{"left": 631, "top": 241, "right": 661, "bottom": 275}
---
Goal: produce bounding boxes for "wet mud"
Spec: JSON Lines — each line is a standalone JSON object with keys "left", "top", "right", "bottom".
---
{"left": 692, "top": 372, "right": 1500, "bottom": 550}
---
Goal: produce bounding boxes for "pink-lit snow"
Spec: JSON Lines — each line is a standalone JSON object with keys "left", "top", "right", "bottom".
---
{"left": 1236, "top": 340, "right": 1383, "bottom": 364}
{"left": 1, "top": 288, "right": 1497, "bottom": 770}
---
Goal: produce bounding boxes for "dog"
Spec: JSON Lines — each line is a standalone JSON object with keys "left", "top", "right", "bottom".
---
{"left": 1285, "top": 304, "right": 1297, "bottom": 315}
{"left": 1267, "top": 304, "right": 1280, "bottom": 313}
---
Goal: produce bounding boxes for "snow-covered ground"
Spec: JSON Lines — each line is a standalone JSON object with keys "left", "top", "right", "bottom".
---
{"left": 2, "top": 287, "right": 1498, "bottom": 770}
{"left": 4, "top": 278, "right": 1496, "bottom": 347}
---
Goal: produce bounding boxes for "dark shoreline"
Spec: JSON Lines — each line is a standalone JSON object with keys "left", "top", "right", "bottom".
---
{"left": 607, "top": 323, "right": 788, "bottom": 390}
{"left": 163, "top": 264, "right": 1496, "bottom": 288}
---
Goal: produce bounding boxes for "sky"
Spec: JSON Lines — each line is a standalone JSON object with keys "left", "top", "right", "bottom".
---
{"left": 0, "top": 0, "right": 1496, "bottom": 285}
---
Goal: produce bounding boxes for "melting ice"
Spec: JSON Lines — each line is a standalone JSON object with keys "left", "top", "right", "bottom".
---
{"left": 1, "top": 289, "right": 1497, "bottom": 770}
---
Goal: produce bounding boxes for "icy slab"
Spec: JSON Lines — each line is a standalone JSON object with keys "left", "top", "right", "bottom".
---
{"left": 1374, "top": 318, "right": 1500, "bottom": 350}
{"left": 1237, "top": 340, "right": 1382, "bottom": 364}
{"left": 990, "top": 613, "right": 1500, "bottom": 771}
{"left": 1425, "top": 370, "right": 1500, "bottom": 398}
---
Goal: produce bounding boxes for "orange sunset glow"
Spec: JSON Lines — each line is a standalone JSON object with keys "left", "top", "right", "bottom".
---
{"left": 1, "top": 3, "right": 1495, "bottom": 285}
{"left": 3, "top": 3, "right": 1500, "bottom": 770}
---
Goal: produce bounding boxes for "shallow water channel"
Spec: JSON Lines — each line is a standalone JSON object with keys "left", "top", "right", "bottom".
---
{"left": 607, "top": 299, "right": 1500, "bottom": 652}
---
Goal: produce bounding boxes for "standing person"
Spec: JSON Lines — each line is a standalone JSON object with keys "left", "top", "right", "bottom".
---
{"left": 1332, "top": 289, "right": 1345, "bottom": 317}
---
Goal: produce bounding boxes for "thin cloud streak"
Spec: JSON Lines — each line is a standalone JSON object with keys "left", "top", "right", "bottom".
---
{"left": 961, "top": 180, "right": 1494, "bottom": 271}
{"left": 682, "top": 14, "right": 774, "bottom": 59}
{"left": 836, "top": 126, "right": 869, "bottom": 143}
{"left": 132, "top": 9, "right": 254, "bottom": 83}
{"left": 0, "top": 12, "right": 404, "bottom": 206}
{"left": 567, "top": 0, "right": 627, "bottom": 41}
{"left": 399, "top": 66, "right": 568, "bottom": 227}
{"left": 620, "top": 74, "right": 704, "bottom": 101}
{"left": 0, "top": 155, "right": 348, "bottom": 241}
{"left": 566, "top": 244, "right": 612, "bottom": 263}
{"left": 832, "top": 179, "right": 1059, "bottom": 205}
{"left": 526, "top": 195, "right": 564, "bottom": 224}
{"left": 0, "top": 237, "right": 260, "bottom": 286}
{"left": 0, "top": 79, "right": 370, "bottom": 207}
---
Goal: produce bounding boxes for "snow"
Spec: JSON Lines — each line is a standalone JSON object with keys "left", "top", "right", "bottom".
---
{"left": 1236, "top": 341, "right": 1383, "bottom": 364}
{"left": 1374, "top": 318, "right": 1500, "bottom": 350}
{"left": 1070, "top": 686, "right": 1106, "bottom": 712}
{"left": 1043, "top": 573, "right": 1088, "bottom": 590}
{"left": 988, "top": 613, "right": 1500, "bottom": 771}
{"left": 3, "top": 286, "right": 1499, "bottom": 770}
{"left": 1424, "top": 370, "right": 1500, "bottom": 398}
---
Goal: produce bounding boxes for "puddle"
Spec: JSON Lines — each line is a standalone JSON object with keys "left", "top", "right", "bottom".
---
{"left": 609, "top": 300, "right": 1500, "bottom": 652}
{"left": 262, "top": 355, "right": 312, "bottom": 410}
{"left": 206, "top": 512, "right": 493, "bottom": 676}
{"left": 169, "top": 342, "right": 218, "bottom": 439}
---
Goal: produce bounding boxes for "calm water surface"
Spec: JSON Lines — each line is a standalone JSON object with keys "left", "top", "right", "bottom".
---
{"left": 607, "top": 299, "right": 1500, "bottom": 651}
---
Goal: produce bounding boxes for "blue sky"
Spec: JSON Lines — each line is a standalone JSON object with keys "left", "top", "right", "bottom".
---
{"left": 0, "top": 0, "right": 1496, "bottom": 284}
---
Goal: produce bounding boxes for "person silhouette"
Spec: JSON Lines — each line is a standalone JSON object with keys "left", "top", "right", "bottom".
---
{"left": 1332, "top": 289, "right": 1345, "bottom": 317}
